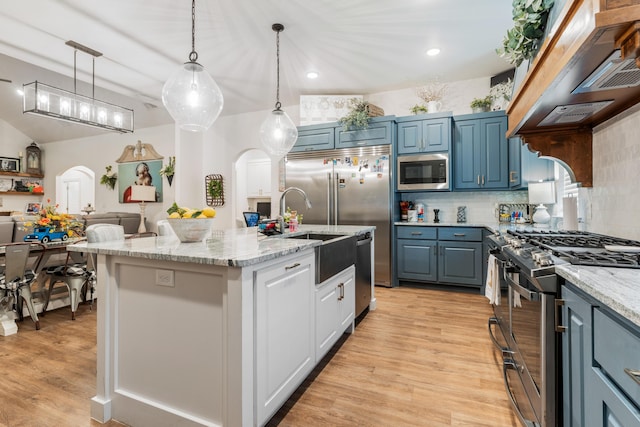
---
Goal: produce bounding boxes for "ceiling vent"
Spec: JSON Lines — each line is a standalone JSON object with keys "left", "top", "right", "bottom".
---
{"left": 538, "top": 101, "right": 614, "bottom": 126}
{"left": 573, "top": 50, "right": 640, "bottom": 94}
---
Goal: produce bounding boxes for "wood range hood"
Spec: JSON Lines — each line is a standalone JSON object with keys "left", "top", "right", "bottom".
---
{"left": 507, "top": 0, "right": 640, "bottom": 187}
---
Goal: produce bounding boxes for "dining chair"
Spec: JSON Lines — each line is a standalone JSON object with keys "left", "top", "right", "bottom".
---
{"left": 0, "top": 242, "right": 45, "bottom": 330}
{"left": 43, "top": 224, "right": 125, "bottom": 320}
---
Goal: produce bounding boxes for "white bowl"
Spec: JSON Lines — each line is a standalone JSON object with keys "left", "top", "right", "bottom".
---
{"left": 167, "top": 218, "right": 214, "bottom": 243}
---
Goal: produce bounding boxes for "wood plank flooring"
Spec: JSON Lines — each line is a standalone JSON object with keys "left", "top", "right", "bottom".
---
{"left": 0, "top": 286, "right": 518, "bottom": 427}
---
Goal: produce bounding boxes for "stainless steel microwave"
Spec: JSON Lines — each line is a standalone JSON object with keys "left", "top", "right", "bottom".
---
{"left": 397, "top": 153, "right": 449, "bottom": 190}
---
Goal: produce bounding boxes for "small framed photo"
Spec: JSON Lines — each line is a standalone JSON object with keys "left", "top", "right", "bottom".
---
{"left": 0, "top": 157, "right": 20, "bottom": 173}
{"left": 26, "top": 202, "right": 41, "bottom": 215}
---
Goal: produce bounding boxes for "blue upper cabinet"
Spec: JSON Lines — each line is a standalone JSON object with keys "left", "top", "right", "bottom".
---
{"left": 453, "top": 111, "right": 509, "bottom": 190}
{"left": 291, "top": 123, "right": 336, "bottom": 152}
{"left": 509, "top": 137, "right": 556, "bottom": 189}
{"left": 396, "top": 114, "right": 452, "bottom": 154}
{"left": 335, "top": 116, "right": 395, "bottom": 148}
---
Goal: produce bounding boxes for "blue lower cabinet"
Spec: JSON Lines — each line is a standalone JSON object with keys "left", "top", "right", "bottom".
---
{"left": 562, "top": 284, "right": 640, "bottom": 427}
{"left": 437, "top": 241, "right": 483, "bottom": 286}
{"left": 396, "top": 239, "right": 437, "bottom": 282}
{"left": 395, "top": 226, "right": 483, "bottom": 288}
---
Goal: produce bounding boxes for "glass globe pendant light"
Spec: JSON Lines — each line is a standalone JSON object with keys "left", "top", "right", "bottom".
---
{"left": 260, "top": 23, "right": 298, "bottom": 158}
{"left": 162, "top": 0, "right": 224, "bottom": 132}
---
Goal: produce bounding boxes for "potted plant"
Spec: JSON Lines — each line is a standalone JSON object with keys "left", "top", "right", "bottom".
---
{"left": 338, "top": 99, "right": 373, "bottom": 130}
{"left": 159, "top": 156, "right": 175, "bottom": 186}
{"left": 100, "top": 165, "right": 117, "bottom": 190}
{"left": 416, "top": 81, "right": 447, "bottom": 113}
{"left": 497, "top": 0, "right": 555, "bottom": 67}
{"left": 409, "top": 104, "right": 428, "bottom": 115}
{"left": 470, "top": 96, "right": 493, "bottom": 113}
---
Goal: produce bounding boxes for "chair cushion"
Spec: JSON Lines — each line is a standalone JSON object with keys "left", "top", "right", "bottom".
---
{"left": 45, "top": 264, "right": 87, "bottom": 277}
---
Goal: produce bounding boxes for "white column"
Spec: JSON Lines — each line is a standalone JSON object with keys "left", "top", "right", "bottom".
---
{"left": 175, "top": 128, "right": 205, "bottom": 209}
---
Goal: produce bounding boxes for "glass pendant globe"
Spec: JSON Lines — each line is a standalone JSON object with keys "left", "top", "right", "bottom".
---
{"left": 259, "top": 109, "right": 298, "bottom": 158}
{"left": 162, "top": 61, "right": 224, "bottom": 132}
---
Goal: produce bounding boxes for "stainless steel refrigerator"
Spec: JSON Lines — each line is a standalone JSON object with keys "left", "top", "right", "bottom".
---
{"left": 284, "top": 145, "right": 392, "bottom": 287}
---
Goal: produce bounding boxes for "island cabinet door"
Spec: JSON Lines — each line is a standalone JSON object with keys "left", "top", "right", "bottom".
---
{"left": 254, "top": 253, "right": 315, "bottom": 426}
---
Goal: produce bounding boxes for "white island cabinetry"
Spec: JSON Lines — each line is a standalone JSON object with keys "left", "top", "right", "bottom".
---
{"left": 315, "top": 265, "right": 355, "bottom": 361}
{"left": 70, "top": 226, "right": 373, "bottom": 427}
{"left": 255, "top": 254, "right": 315, "bottom": 424}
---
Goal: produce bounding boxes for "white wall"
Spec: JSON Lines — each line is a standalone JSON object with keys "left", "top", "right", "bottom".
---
{"left": 41, "top": 124, "right": 175, "bottom": 231}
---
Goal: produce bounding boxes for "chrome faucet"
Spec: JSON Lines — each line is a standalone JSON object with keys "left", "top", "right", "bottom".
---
{"left": 279, "top": 187, "right": 312, "bottom": 233}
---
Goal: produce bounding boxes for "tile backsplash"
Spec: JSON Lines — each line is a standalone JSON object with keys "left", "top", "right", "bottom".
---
{"left": 400, "top": 190, "right": 528, "bottom": 224}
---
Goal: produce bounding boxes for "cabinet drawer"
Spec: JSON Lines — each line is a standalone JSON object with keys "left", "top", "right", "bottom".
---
{"left": 437, "top": 227, "right": 482, "bottom": 242}
{"left": 292, "top": 127, "right": 335, "bottom": 152}
{"left": 336, "top": 121, "right": 392, "bottom": 148}
{"left": 594, "top": 308, "right": 640, "bottom": 406}
{"left": 396, "top": 226, "right": 437, "bottom": 240}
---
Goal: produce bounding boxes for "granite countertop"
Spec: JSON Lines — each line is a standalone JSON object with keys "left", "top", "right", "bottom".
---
{"left": 556, "top": 264, "right": 640, "bottom": 328}
{"left": 67, "top": 225, "right": 375, "bottom": 268}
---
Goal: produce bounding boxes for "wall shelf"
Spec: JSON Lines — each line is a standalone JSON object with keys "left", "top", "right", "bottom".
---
{"left": 0, "top": 191, "right": 44, "bottom": 196}
{"left": 0, "top": 171, "right": 44, "bottom": 179}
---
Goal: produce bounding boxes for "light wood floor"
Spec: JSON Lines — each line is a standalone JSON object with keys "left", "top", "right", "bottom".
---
{"left": 0, "top": 286, "right": 518, "bottom": 427}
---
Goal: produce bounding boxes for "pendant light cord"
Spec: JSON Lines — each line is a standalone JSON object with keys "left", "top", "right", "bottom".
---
{"left": 273, "top": 24, "right": 284, "bottom": 111}
{"left": 189, "top": 0, "right": 198, "bottom": 62}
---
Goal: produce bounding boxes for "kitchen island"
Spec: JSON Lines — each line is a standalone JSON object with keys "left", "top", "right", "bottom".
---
{"left": 68, "top": 225, "right": 374, "bottom": 427}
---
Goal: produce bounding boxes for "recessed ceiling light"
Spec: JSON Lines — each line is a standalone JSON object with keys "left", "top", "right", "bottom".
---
{"left": 306, "top": 71, "right": 319, "bottom": 79}
{"left": 426, "top": 48, "right": 441, "bottom": 57}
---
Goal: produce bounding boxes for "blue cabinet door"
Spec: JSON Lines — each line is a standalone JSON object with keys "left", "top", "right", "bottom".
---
{"left": 397, "top": 117, "right": 451, "bottom": 154}
{"left": 453, "top": 119, "right": 482, "bottom": 189}
{"left": 509, "top": 137, "right": 522, "bottom": 188}
{"left": 481, "top": 116, "right": 509, "bottom": 189}
{"left": 521, "top": 143, "right": 556, "bottom": 186}
{"left": 292, "top": 125, "right": 335, "bottom": 152}
{"left": 335, "top": 117, "right": 393, "bottom": 148}
{"left": 561, "top": 285, "right": 593, "bottom": 427}
{"left": 454, "top": 113, "right": 509, "bottom": 190}
{"left": 396, "top": 239, "right": 437, "bottom": 282}
{"left": 437, "top": 241, "right": 482, "bottom": 286}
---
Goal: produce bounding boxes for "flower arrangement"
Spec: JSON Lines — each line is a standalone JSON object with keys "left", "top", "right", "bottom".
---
{"left": 416, "top": 81, "right": 448, "bottom": 104}
{"left": 283, "top": 207, "right": 303, "bottom": 224}
{"left": 338, "top": 99, "right": 373, "bottom": 130}
{"left": 100, "top": 165, "right": 117, "bottom": 190}
{"left": 24, "top": 199, "right": 84, "bottom": 237}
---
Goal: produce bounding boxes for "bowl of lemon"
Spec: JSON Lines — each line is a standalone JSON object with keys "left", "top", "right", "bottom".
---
{"left": 166, "top": 203, "right": 216, "bottom": 243}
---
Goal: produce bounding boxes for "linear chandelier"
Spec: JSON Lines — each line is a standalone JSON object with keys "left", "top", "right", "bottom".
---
{"left": 22, "top": 40, "right": 134, "bottom": 133}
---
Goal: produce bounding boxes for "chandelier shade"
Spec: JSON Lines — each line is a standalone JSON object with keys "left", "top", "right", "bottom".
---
{"left": 161, "top": 0, "right": 223, "bottom": 132}
{"left": 23, "top": 81, "right": 134, "bottom": 133}
{"left": 260, "top": 23, "right": 298, "bottom": 158}
{"left": 162, "top": 61, "right": 224, "bottom": 132}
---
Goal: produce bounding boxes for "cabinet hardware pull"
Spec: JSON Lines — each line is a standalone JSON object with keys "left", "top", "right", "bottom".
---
{"left": 482, "top": 175, "right": 485, "bottom": 185}
{"left": 555, "top": 299, "right": 567, "bottom": 333}
{"left": 285, "top": 263, "right": 301, "bottom": 270}
{"left": 357, "top": 142, "right": 366, "bottom": 145}
{"left": 477, "top": 175, "right": 480, "bottom": 185}
{"left": 421, "top": 137, "right": 425, "bottom": 150}
{"left": 453, "top": 233, "right": 466, "bottom": 237}
{"left": 338, "top": 283, "right": 344, "bottom": 301}
{"left": 509, "top": 171, "right": 517, "bottom": 183}
{"left": 625, "top": 368, "right": 640, "bottom": 386}
{"left": 410, "top": 232, "right": 422, "bottom": 235}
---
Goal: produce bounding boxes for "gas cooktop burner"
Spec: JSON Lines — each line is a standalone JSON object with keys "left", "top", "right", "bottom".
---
{"left": 504, "top": 229, "right": 640, "bottom": 269}
{"left": 562, "top": 250, "right": 640, "bottom": 268}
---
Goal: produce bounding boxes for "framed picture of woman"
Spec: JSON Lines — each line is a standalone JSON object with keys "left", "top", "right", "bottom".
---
{"left": 0, "top": 157, "right": 20, "bottom": 173}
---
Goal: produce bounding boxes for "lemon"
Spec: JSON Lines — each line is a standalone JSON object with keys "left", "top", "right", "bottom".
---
{"left": 196, "top": 213, "right": 207, "bottom": 219}
{"left": 168, "top": 212, "right": 181, "bottom": 219}
{"left": 202, "top": 207, "right": 216, "bottom": 218}
{"left": 182, "top": 210, "right": 194, "bottom": 219}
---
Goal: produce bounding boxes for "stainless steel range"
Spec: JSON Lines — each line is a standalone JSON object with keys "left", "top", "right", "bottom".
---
{"left": 487, "top": 229, "right": 640, "bottom": 427}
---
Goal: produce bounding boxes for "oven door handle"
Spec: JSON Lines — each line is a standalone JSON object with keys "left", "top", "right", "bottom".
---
{"left": 503, "top": 269, "right": 539, "bottom": 302}
{"left": 488, "top": 317, "right": 508, "bottom": 352}
{"left": 503, "top": 359, "right": 540, "bottom": 427}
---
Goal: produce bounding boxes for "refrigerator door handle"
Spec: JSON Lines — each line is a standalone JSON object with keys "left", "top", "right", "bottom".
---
{"left": 327, "top": 172, "right": 332, "bottom": 225}
{"left": 333, "top": 172, "right": 339, "bottom": 225}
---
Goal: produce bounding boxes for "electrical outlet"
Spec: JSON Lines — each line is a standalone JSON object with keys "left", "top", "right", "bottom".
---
{"left": 155, "top": 269, "right": 174, "bottom": 287}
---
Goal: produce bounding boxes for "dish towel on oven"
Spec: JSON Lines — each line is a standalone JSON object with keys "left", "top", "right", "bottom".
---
{"left": 485, "top": 254, "right": 501, "bottom": 305}
{"left": 510, "top": 273, "right": 522, "bottom": 308}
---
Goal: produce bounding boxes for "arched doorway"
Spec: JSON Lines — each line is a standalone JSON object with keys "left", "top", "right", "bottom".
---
{"left": 233, "top": 149, "right": 272, "bottom": 227}
{"left": 56, "top": 166, "right": 95, "bottom": 214}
